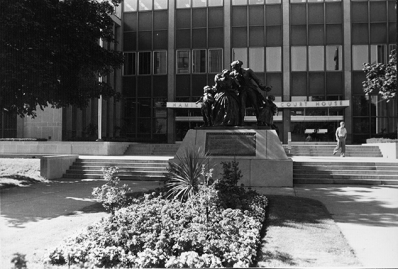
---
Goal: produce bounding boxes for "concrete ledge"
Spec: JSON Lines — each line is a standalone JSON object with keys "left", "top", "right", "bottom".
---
{"left": 40, "top": 155, "right": 79, "bottom": 179}
{"left": 0, "top": 141, "right": 131, "bottom": 156}
{"left": 364, "top": 142, "right": 398, "bottom": 159}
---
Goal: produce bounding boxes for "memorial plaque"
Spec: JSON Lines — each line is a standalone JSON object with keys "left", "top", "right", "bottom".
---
{"left": 205, "top": 132, "right": 256, "bottom": 156}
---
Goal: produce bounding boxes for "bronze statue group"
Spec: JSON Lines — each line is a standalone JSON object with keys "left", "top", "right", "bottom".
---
{"left": 196, "top": 60, "right": 278, "bottom": 131}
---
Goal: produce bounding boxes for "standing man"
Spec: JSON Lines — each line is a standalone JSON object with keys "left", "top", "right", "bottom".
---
{"left": 230, "top": 60, "right": 271, "bottom": 126}
{"left": 333, "top": 121, "right": 347, "bottom": 157}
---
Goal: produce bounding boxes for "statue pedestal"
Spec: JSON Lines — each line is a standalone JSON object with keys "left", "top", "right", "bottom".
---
{"left": 172, "top": 127, "right": 293, "bottom": 187}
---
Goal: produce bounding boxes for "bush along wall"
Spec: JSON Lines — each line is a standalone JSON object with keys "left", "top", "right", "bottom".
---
{"left": 46, "top": 159, "right": 268, "bottom": 268}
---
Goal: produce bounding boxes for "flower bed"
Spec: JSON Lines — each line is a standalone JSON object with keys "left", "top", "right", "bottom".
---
{"left": 47, "top": 190, "right": 267, "bottom": 268}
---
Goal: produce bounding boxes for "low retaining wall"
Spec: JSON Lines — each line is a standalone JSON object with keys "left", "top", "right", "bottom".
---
{"left": 40, "top": 155, "right": 78, "bottom": 179}
{"left": 0, "top": 141, "right": 130, "bottom": 156}
{"left": 364, "top": 141, "right": 398, "bottom": 159}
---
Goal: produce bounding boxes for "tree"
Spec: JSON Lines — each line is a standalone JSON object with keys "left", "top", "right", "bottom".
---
{"left": 363, "top": 49, "right": 397, "bottom": 102}
{"left": 0, "top": 0, "right": 124, "bottom": 117}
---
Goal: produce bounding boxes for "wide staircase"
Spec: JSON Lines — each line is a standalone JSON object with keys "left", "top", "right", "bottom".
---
{"left": 286, "top": 145, "right": 383, "bottom": 157}
{"left": 62, "top": 157, "right": 171, "bottom": 181}
{"left": 294, "top": 160, "right": 398, "bottom": 185}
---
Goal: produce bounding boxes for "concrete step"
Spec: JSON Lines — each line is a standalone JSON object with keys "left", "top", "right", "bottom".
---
{"left": 124, "top": 143, "right": 180, "bottom": 156}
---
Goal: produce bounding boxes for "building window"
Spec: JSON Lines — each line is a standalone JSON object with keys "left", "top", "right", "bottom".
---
{"left": 154, "top": 0, "right": 168, "bottom": 9}
{"left": 232, "top": 48, "right": 248, "bottom": 67}
{"left": 177, "top": 0, "right": 223, "bottom": 8}
{"left": 138, "top": 52, "right": 151, "bottom": 74}
{"left": 352, "top": 45, "right": 368, "bottom": 71}
{"left": 123, "top": 52, "right": 136, "bottom": 75}
{"left": 192, "top": 49, "right": 207, "bottom": 73}
{"left": 370, "top": 44, "right": 387, "bottom": 64}
{"left": 139, "top": 0, "right": 153, "bottom": 10}
{"left": 154, "top": 51, "right": 167, "bottom": 74}
{"left": 124, "top": 0, "right": 137, "bottom": 11}
{"left": 177, "top": 50, "right": 190, "bottom": 74}
{"left": 249, "top": 47, "right": 264, "bottom": 72}
{"left": 326, "top": 45, "right": 342, "bottom": 71}
{"left": 308, "top": 46, "right": 324, "bottom": 71}
{"left": 291, "top": 46, "right": 307, "bottom": 71}
{"left": 266, "top": 47, "right": 282, "bottom": 72}
{"left": 208, "top": 49, "right": 223, "bottom": 73}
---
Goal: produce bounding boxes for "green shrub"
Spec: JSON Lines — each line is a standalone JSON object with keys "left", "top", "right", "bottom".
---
{"left": 92, "top": 167, "right": 132, "bottom": 215}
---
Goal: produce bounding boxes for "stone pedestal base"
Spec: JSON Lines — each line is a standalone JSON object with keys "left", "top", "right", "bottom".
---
{"left": 172, "top": 127, "right": 293, "bottom": 187}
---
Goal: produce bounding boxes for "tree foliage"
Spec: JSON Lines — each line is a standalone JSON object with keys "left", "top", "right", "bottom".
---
{"left": 363, "top": 49, "right": 397, "bottom": 102}
{"left": 0, "top": 0, "right": 124, "bottom": 117}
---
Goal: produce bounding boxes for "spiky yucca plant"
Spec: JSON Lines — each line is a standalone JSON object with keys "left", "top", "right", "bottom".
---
{"left": 166, "top": 147, "right": 210, "bottom": 201}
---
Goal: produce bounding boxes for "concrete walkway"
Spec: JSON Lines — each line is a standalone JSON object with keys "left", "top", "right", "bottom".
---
{"left": 1, "top": 175, "right": 398, "bottom": 267}
{"left": 256, "top": 184, "right": 398, "bottom": 268}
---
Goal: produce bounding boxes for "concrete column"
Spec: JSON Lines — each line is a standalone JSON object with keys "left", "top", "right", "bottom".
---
{"left": 343, "top": 0, "right": 352, "bottom": 144}
{"left": 167, "top": 0, "right": 176, "bottom": 143}
{"left": 224, "top": 0, "right": 231, "bottom": 68}
{"left": 282, "top": 0, "right": 291, "bottom": 144}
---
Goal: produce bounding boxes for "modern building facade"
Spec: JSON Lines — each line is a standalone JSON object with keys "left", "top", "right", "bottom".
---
{"left": 1, "top": 0, "right": 396, "bottom": 145}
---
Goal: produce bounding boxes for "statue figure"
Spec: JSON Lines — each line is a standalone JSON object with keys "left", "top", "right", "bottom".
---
{"left": 230, "top": 60, "right": 271, "bottom": 126}
{"left": 212, "top": 69, "right": 240, "bottom": 126}
{"left": 196, "top": 85, "right": 216, "bottom": 127}
{"left": 258, "top": 95, "right": 278, "bottom": 127}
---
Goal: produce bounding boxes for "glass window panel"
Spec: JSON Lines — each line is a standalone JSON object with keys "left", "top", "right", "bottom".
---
{"left": 291, "top": 72, "right": 307, "bottom": 96}
{"left": 249, "top": 48, "right": 264, "bottom": 72}
{"left": 308, "top": 3, "right": 324, "bottom": 24}
{"left": 192, "top": 75, "right": 207, "bottom": 96}
{"left": 352, "top": 23, "right": 369, "bottom": 44}
{"left": 291, "top": 46, "right": 307, "bottom": 71}
{"left": 139, "top": 0, "right": 153, "bottom": 11}
{"left": 137, "top": 76, "right": 151, "bottom": 97}
{"left": 193, "top": 8, "right": 207, "bottom": 28}
{"left": 249, "top": 27, "right": 264, "bottom": 46}
{"left": 153, "top": 76, "right": 168, "bottom": 96}
{"left": 291, "top": 0, "right": 307, "bottom": 4}
{"left": 290, "top": 4, "right": 306, "bottom": 25}
{"left": 123, "top": 32, "right": 136, "bottom": 51}
{"left": 309, "top": 72, "right": 325, "bottom": 95}
{"left": 138, "top": 12, "right": 152, "bottom": 31}
{"left": 154, "top": 0, "right": 168, "bottom": 10}
{"left": 250, "top": 6, "right": 264, "bottom": 26}
{"left": 351, "top": 2, "right": 368, "bottom": 23}
{"left": 124, "top": 0, "right": 137, "bottom": 11}
{"left": 291, "top": 25, "right": 307, "bottom": 46}
{"left": 266, "top": 0, "right": 281, "bottom": 3}
{"left": 266, "top": 73, "right": 282, "bottom": 96}
{"left": 308, "top": 24, "right": 324, "bottom": 45}
{"left": 138, "top": 31, "right": 152, "bottom": 50}
{"left": 250, "top": 0, "right": 264, "bottom": 4}
{"left": 193, "top": 0, "right": 207, "bottom": 7}
{"left": 192, "top": 50, "right": 207, "bottom": 73}
{"left": 232, "top": 0, "right": 247, "bottom": 5}
{"left": 370, "top": 45, "right": 387, "bottom": 64}
{"left": 192, "top": 28, "right": 207, "bottom": 48}
{"left": 208, "top": 28, "right": 224, "bottom": 47}
{"left": 232, "top": 7, "right": 247, "bottom": 27}
{"left": 176, "top": 9, "right": 191, "bottom": 29}
{"left": 266, "top": 26, "right": 282, "bottom": 46}
{"left": 352, "top": 45, "right": 368, "bottom": 70}
{"left": 176, "top": 29, "right": 191, "bottom": 48}
{"left": 266, "top": 5, "right": 282, "bottom": 26}
{"left": 209, "top": 49, "right": 223, "bottom": 73}
{"left": 122, "top": 77, "right": 136, "bottom": 97}
{"left": 370, "top": 23, "right": 387, "bottom": 44}
{"left": 123, "top": 53, "right": 136, "bottom": 75}
{"left": 266, "top": 47, "right": 282, "bottom": 71}
{"left": 389, "top": 1, "right": 397, "bottom": 22}
{"left": 138, "top": 52, "right": 151, "bottom": 74}
{"left": 177, "top": 50, "right": 190, "bottom": 74}
{"left": 326, "top": 45, "right": 342, "bottom": 71}
{"left": 176, "top": 75, "right": 190, "bottom": 96}
{"left": 326, "top": 24, "right": 343, "bottom": 44}
{"left": 370, "top": 1, "right": 387, "bottom": 22}
{"left": 352, "top": 71, "right": 366, "bottom": 94}
{"left": 209, "top": 0, "right": 224, "bottom": 7}
{"left": 154, "top": 11, "right": 168, "bottom": 30}
{"left": 326, "top": 72, "right": 343, "bottom": 94}
{"left": 124, "top": 13, "right": 137, "bottom": 32}
{"left": 232, "top": 48, "right": 248, "bottom": 68}
{"left": 389, "top": 23, "right": 397, "bottom": 43}
{"left": 177, "top": 0, "right": 190, "bottom": 8}
{"left": 232, "top": 27, "right": 247, "bottom": 47}
{"left": 138, "top": 118, "right": 151, "bottom": 133}
{"left": 154, "top": 51, "right": 167, "bottom": 74}
{"left": 209, "top": 8, "right": 224, "bottom": 27}
{"left": 309, "top": 46, "right": 324, "bottom": 71}
{"left": 352, "top": 96, "right": 370, "bottom": 116}
{"left": 325, "top": 2, "right": 342, "bottom": 24}
{"left": 153, "top": 30, "right": 168, "bottom": 49}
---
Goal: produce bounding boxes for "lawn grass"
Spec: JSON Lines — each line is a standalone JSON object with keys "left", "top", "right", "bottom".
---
{"left": 257, "top": 195, "right": 362, "bottom": 267}
{"left": 0, "top": 158, "right": 48, "bottom": 189}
